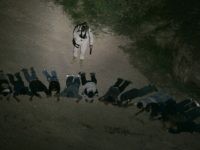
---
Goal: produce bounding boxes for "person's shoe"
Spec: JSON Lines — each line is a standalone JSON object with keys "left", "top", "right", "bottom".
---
{"left": 193, "top": 100, "right": 200, "bottom": 107}
{"left": 71, "top": 57, "right": 77, "bottom": 64}
{"left": 80, "top": 59, "right": 84, "bottom": 67}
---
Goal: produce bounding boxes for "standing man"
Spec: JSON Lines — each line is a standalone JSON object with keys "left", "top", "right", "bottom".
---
{"left": 72, "top": 22, "right": 94, "bottom": 65}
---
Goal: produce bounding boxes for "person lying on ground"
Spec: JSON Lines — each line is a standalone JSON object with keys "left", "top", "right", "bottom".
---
{"left": 42, "top": 69, "right": 60, "bottom": 101}
{"left": 60, "top": 74, "right": 82, "bottom": 102}
{"left": 118, "top": 84, "right": 157, "bottom": 106}
{"left": 7, "top": 72, "right": 31, "bottom": 102}
{"left": 0, "top": 70, "right": 12, "bottom": 100}
{"left": 22, "top": 67, "right": 49, "bottom": 100}
{"left": 162, "top": 100, "right": 200, "bottom": 134}
{"left": 135, "top": 91, "right": 175, "bottom": 120}
{"left": 99, "top": 78, "right": 131, "bottom": 105}
{"left": 79, "top": 72, "right": 98, "bottom": 103}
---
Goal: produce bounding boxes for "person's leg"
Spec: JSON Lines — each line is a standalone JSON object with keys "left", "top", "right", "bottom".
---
{"left": 15, "top": 72, "right": 25, "bottom": 86}
{"left": 0, "top": 70, "right": 7, "bottom": 81}
{"left": 73, "top": 46, "right": 79, "bottom": 59}
{"left": 120, "top": 88, "right": 139, "bottom": 101}
{"left": 137, "top": 85, "right": 157, "bottom": 97}
{"left": 113, "top": 78, "right": 123, "bottom": 87}
{"left": 119, "top": 80, "right": 131, "bottom": 93}
{"left": 30, "top": 67, "right": 38, "bottom": 80}
{"left": 21, "top": 69, "right": 32, "bottom": 82}
{"left": 80, "top": 72, "right": 87, "bottom": 85}
{"left": 74, "top": 77, "right": 81, "bottom": 86}
{"left": 80, "top": 40, "right": 88, "bottom": 60}
{"left": 7, "top": 74, "right": 15, "bottom": 85}
{"left": 186, "top": 107, "right": 200, "bottom": 121}
{"left": 90, "top": 73, "right": 97, "bottom": 84}
{"left": 38, "top": 80, "right": 49, "bottom": 96}
{"left": 42, "top": 70, "right": 51, "bottom": 81}
{"left": 66, "top": 76, "right": 74, "bottom": 87}
{"left": 51, "top": 70, "right": 58, "bottom": 81}
{"left": 177, "top": 99, "right": 193, "bottom": 113}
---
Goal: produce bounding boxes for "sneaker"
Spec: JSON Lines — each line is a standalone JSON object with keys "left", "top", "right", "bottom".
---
{"left": 193, "top": 100, "right": 200, "bottom": 107}
{"left": 71, "top": 57, "right": 77, "bottom": 64}
{"left": 80, "top": 59, "right": 84, "bottom": 67}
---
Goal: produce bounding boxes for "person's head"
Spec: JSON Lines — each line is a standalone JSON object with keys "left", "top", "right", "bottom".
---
{"left": 80, "top": 22, "right": 88, "bottom": 31}
{"left": 88, "top": 91, "right": 94, "bottom": 98}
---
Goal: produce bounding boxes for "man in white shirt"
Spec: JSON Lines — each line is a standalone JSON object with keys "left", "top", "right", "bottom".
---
{"left": 72, "top": 22, "right": 94, "bottom": 65}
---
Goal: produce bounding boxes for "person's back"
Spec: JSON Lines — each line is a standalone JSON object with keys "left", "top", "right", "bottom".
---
{"left": 60, "top": 75, "right": 82, "bottom": 100}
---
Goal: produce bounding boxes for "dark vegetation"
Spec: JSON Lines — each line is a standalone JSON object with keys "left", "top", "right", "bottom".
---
{"left": 55, "top": 0, "right": 200, "bottom": 98}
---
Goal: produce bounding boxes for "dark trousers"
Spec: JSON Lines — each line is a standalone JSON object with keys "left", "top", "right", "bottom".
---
{"left": 80, "top": 73, "right": 97, "bottom": 85}
{"left": 7, "top": 73, "right": 30, "bottom": 96}
{"left": 120, "top": 85, "right": 156, "bottom": 101}
{"left": 113, "top": 78, "right": 130, "bottom": 93}
{"left": 66, "top": 76, "right": 80, "bottom": 87}
{"left": 22, "top": 68, "right": 38, "bottom": 82}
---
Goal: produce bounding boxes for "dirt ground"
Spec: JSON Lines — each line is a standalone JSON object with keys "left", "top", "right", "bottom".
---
{"left": 0, "top": 0, "right": 199, "bottom": 150}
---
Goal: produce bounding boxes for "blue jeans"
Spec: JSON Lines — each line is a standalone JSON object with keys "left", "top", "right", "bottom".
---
{"left": 42, "top": 70, "right": 58, "bottom": 82}
{"left": 22, "top": 68, "right": 38, "bottom": 82}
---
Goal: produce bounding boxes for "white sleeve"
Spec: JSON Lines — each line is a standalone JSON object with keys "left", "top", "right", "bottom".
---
{"left": 73, "top": 26, "right": 79, "bottom": 40}
{"left": 88, "top": 28, "right": 94, "bottom": 45}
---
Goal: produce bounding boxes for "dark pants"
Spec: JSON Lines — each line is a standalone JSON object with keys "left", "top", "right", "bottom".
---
{"left": 120, "top": 85, "right": 156, "bottom": 101}
{"left": 29, "top": 80, "right": 49, "bottom": 98}
{"left": 176, "top": 99, "right": 197, "bottom": 113}
{"left": 113, "top": 78, "right": 130, "bottom": 93}
{"left": 22, "top": 68, "right": 48, "bottom": 99}
{"left": 80, "top": 72, "right": 97, "bottom": 85}
{"left": 99, "top": 78, "right": 130, "bottom": 103}
{"left": 60, "top": 75, "right": 81, "bottom": 99}
{"left": 42, "top": 70, "right": 60, "bottom": 95}
{"left": 42, "top": 70, "right": 58, "bottom": 82}
{"left": 22, "top": 68, "right": 38, "bottom": 82}
{"left": 66, "top": 76, "right": 80, "bottom": 87}
{"left": 7, "top": 73, "right": 30, "bottom": 96}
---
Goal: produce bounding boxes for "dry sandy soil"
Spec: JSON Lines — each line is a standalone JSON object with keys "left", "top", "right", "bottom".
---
{"left": 0, "top": 0, "right": 199, "bottom": 150}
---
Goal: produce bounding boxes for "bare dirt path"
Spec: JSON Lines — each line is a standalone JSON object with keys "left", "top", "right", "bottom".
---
{"left": 0, "top": 0, "right": 199, "bottom": 150}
